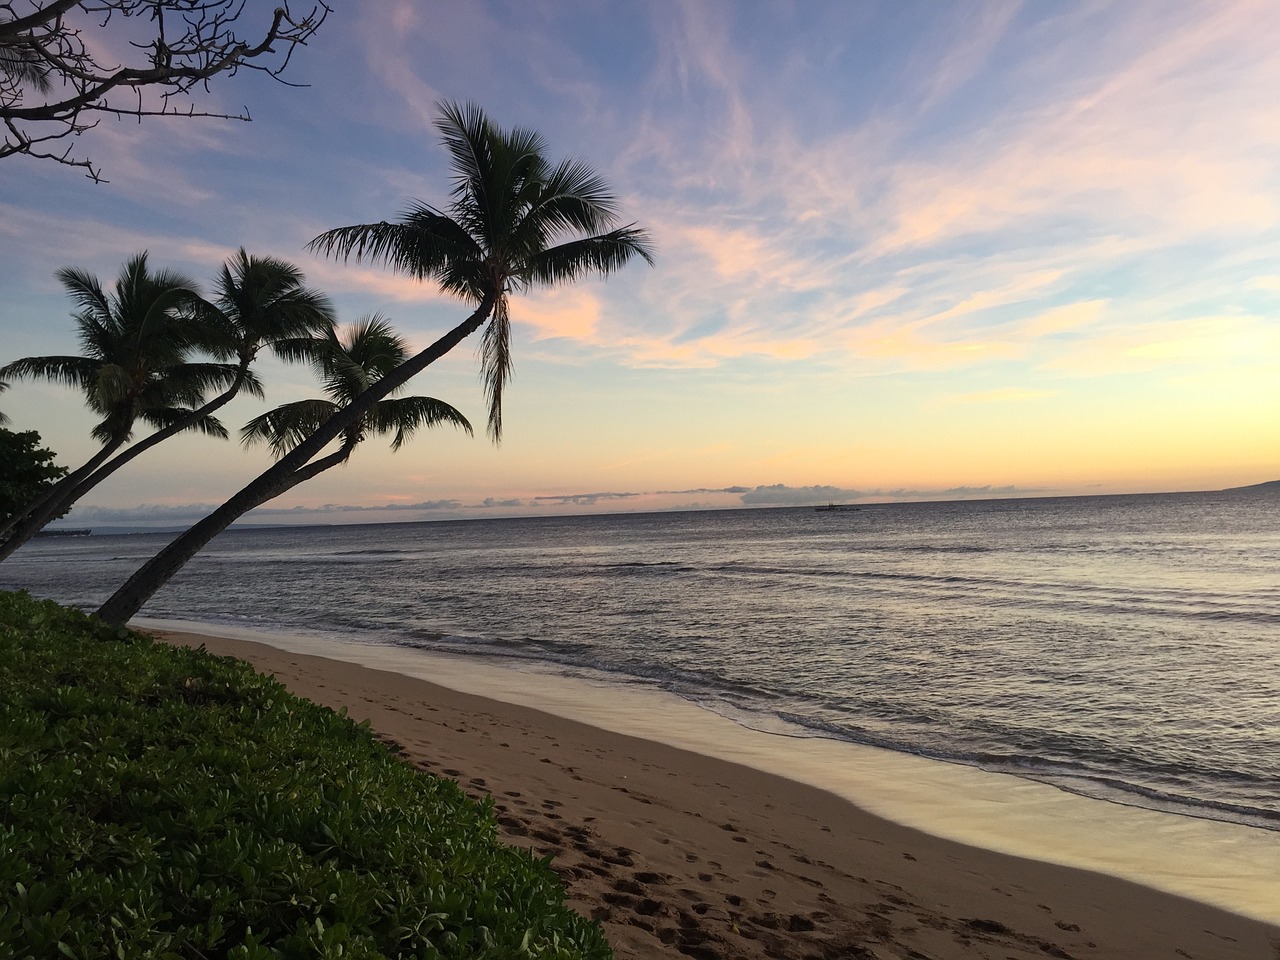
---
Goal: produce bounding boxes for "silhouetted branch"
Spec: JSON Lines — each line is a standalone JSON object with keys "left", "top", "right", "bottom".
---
{"left": 0, "top": 0, "right": 329, "bottom": 181}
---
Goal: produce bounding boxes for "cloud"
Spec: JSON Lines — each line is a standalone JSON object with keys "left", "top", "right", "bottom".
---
{"left": 63, "top": 503, "right": 221, "bottom": 525}
{"left": 355, "top": 0, "right": 447, "bottom": 134}
{"left": 736, "top": 483, "right": 1048, "bottom": 506}
{"left": 938, "top": 485, "right": 1033, "bottom": 497}
{"left": 253, "top": 501, "right": 464, "bottom": 515}
{"left": 64, "top": 499, "right": 465, "bottom": 526}
{"left": 512, "top": 288, "right": 603, "bottom": 341}
{"left": 739, "top": 484, "right": 863, "bottom": 506}
{"left": 582, "top": 0, "right": 1280, "bottom": 383}
{"left": 60, "top": 480, "right": 1068, "bottom": 528}
{"left": 659, "top": 486, "right": 751, "bottom": 495}
{"left": 530, "top": 491, "right": 641, "bottom": 506}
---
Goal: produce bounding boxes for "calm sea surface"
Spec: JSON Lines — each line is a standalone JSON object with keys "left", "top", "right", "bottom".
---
{"left": 5, "top": 489, "right": 1278, "bottom": 831}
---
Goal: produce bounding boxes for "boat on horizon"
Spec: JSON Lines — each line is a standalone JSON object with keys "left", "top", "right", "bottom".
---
{"left": 814, "top": 503, "right": 859, "bottom": 512}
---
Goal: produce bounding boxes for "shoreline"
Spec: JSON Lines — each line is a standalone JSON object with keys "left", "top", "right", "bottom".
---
{"left": 147, "top": 622, "right": 1278, "bottom": 959}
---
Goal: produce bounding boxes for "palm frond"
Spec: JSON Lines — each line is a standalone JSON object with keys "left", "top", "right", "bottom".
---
{"left": 308, "top": 206, "right": 483, "bottom": 288}
{"left": 90, "top": 365, "right": 134, "bottom": 415}
{"left": 215, "top": 249, "right": 337, "bottom": 349}
{"left": 237, "top": 367, "right": 267, "bottom": 401}
{"left": 319, "top": 315, "right": 409, "bottom": 401}
{"left": 270, "top": 335, "right": 329, "bottom": 366}
{"left": 0, "top": 355, "right": 99, "bottom": 389}
{"left": 521, "top": 225, "right": 656, "bottom": 288}
{"left": 241, "top": 398, "right": 339, "bottom": 458}
{"left": 138, "top": 285, "right": 204, "bottom": 354}
{"left": 55, "top": 266, "right": 113, "bottom": 323}
{"left": 525, "top": 157, "right": 622, "bottom": 238}
{"left": 435, "top": 100, "right": 501, "bottom": 209}
{"left": 187, "top": 300, "right": 242, "bottom": 361}
{"left": 89, "top": 405, "right": 135, "bottom": 444}
{"left": 0, "top": 41, "right": 53, "bottom": 93}
{"left": 371, "top": 395, "right": 473, "bottom": 451}
{"left": 140, "top": 407, "right": 229, "bottom": 440}
{"left": 155, "top": 362, "right": 243, "bottom": 403}
{"left": 479, "top": 298, "right": 513, "bottom": 442}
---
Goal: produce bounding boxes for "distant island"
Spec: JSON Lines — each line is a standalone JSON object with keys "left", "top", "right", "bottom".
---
{"left": 1222, "top": 479, "right": 1280, "bottom": 494}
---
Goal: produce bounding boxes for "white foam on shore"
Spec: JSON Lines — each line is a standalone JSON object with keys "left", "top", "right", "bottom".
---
{"left": 140, "top": 617, "right": 1280, "bottom": 925}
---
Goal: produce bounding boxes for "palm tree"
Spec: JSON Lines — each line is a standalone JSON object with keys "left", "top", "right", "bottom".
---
{"left": 96, "top": 101, "right": 652, "bottom": 625}
{"left": 308, "top": 100, "right": 655, "bottom": 441}
{"left": 0, "top": 253, "right": 238, "bottom": 557}
{"left": 0, "top": 250, "right": 333, "bottom": 559}
{"left": 0, "top": 380, "right": 10, "bottom": 425}
{"left": 242, "top": 315, "right": 471, "bottom": 481}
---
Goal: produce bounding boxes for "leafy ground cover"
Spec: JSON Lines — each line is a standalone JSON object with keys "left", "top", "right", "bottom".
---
{"left": 0, "top": 590, "right": 611, "bottom": 959}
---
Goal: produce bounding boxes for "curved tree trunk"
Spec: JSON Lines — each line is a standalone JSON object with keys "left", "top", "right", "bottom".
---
{"left": 97, "top": 438, "right": 356, "bottom": 625}
{"left": 0, "top": 435, "right": 125, "bottom": 556}
{"left": 0, "top": 367, "right": 250, "bottom": 562}
{"left": 96, "top": 296, "right": 495, "bottom": 625}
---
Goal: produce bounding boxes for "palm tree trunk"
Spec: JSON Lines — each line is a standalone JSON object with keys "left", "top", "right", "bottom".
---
{"left": 0, "top": 368, "right": 250, "bottom": 561}
{"left": 96, "top": 438, "right": 357, "bottom": 626}
{"left": 0, "top": 435, "right": 126, "bottom": 560}
{"left": 95, "top": 294, "right": 495, "bottom": 625}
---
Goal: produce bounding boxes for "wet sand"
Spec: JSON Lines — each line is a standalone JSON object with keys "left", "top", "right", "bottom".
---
{"left": 156, "top": 629, "right": 1279, "bottom": 960}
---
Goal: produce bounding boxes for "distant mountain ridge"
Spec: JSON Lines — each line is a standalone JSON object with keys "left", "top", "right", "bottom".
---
{"left": 1223, "top": 479, "right": 1280, "bottom": 493}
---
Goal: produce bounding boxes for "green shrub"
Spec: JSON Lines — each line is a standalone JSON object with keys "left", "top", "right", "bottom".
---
{"left": 0, "top": 590, "right": 610, "bottom": 959}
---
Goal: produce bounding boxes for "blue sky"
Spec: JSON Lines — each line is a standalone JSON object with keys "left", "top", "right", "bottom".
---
{"left": 2, "top": 0, "right": 1278, "bottom": 526}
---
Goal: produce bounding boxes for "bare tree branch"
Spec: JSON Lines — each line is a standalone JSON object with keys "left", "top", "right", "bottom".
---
{"left": 0, "top": 0, "right": 330, "bottom": 181}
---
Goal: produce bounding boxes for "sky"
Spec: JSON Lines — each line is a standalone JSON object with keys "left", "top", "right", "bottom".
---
{"left": 2, "top": 0, "right": 1278, "bottom": 527}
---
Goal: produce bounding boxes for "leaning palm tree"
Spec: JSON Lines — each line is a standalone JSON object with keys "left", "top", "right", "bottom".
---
{"left": 97, "top": 101, "right": 653, "bottom": 625}
{"left": 242, "top": 315, "right": 470, "bottom": 487}
{"left": 0, "top": 249, "right": 336, "bottom": 560}
{"left": 0, "top": 253, "right": 239, "bottom": 558}
{"left": 308, "top": 100, "right": 655, "bottom": 441}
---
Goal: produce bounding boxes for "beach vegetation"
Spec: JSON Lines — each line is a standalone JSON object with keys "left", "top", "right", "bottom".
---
{"left": 0, "top": 427, "right": 67, "bottom": 526}
{"left": 0, "top": 0, "right": 330, "bottom": 182}
{"left": 0, "top": 589, "right": 612, "bottom": 959}
{"left": 0, "top": 249, "right": 334, "bottom": 560}
{"left": 94, "top": 101, "right": 653, "bottom": 626}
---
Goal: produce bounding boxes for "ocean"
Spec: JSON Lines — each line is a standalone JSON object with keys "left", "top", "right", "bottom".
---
{"left": 4, "top": 488, "right": 1278, "bottom": 834}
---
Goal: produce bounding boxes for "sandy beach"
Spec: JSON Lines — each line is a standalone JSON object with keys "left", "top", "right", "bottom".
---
{"left": 155, "top": 629, "right": 1278, "bottom": 960}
